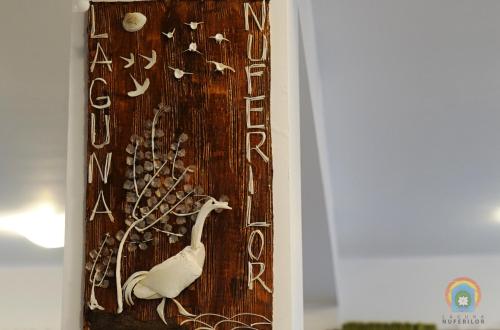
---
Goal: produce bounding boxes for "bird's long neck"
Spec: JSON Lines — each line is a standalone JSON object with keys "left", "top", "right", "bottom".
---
{"left": 190, "top": 202, "right": 214, "bottom": 249}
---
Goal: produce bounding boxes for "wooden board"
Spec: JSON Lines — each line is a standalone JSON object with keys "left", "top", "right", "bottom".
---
{"left": 84, "top": 1, "right": 273, "bottom": 329}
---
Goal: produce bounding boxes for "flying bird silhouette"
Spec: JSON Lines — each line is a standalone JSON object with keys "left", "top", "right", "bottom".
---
{"left": 127, "top": 74, "right": 150, "bottom": 97}
{"left": 210, "top": 33, "right": 230, "bottom": 44}
{"left": 207, "top": 61, "right": 235, "bottom": 74}
{"left": 120, "top": 53, "right": 135, "bottom": 68}
{"left": 185, "top": 21, "right": 203, "bottom": 30}
{"left": 139, "top": 50, "right": 157, "bottom": 70}
{"left": 162, "top": 28, "right": 175, "bottom": 39}
{"left": 183, "top": 42, "right": 202, "bottom": 54}
{"left": 168, "top": 66, "right": 193, "bottom": 79}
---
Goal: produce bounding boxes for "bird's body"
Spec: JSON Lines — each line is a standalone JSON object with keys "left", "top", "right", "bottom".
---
{"left": 119, "top": 198, "right": 230, "bottom": 323}
{"left": 125, "top": 245, "right": 204, "bottom": 302}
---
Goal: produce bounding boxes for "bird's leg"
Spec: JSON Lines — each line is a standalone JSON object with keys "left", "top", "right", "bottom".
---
{"left": 156, "top": 298, "right": 168, "bottom": 324}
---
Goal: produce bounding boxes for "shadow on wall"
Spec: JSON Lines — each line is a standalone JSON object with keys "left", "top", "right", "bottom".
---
{"left": 299, "top": 25, "right": 337, "bottom": 308}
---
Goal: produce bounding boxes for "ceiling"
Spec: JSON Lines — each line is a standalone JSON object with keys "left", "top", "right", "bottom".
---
{"left": 309, "top": 0, "right": 500, "bottom": 257}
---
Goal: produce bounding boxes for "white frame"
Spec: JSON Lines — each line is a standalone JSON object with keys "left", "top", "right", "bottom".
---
{"left": 62, "top": 1, "right": 303, "bottom": 328}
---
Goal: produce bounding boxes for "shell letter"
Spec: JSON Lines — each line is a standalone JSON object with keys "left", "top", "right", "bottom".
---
{"left": 122, "top": 13, "right": 147, "bottom": 32}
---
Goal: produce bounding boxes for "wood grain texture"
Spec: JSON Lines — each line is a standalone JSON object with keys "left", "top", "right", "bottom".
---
{"left": 84, "top": 1, "right": 272, "bottom": 328}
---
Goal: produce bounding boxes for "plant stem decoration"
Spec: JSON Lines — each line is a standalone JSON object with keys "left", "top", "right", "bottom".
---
{"left": 86, "top": 233, "right": 117, "bottom": 310}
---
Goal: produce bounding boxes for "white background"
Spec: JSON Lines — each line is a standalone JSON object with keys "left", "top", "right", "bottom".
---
{"left": 302, "top": 0, "right": 500, "bottom": 328}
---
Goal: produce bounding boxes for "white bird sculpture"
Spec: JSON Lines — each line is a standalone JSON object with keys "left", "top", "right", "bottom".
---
{"left": 127, "top": 74, "right": 150, "bottom": 97}
{"left": 183, "top": 42, "right": 202, "bottom": 54}
{"left": 120, "top": 53, "right": 135, "bottom": 68}
{"left": 162, "top": 28, "right": 175, "bottom": 39}
{"left": 119, "top": 197, "right": 231, "bottom": 323}
{"left": 185, "top": 21, "right": 203, "bottom": 30}
{"left": 168, "top": 66, "right": 193, "bottom": 79}
{"left": 139, "top": 50, "right": 157, "bottom": 70}
{"left": 207, "top": 61, "right": 235, "bottom": 74}
{"left": 210, "top": 33, "right": 230, "bottom": 44}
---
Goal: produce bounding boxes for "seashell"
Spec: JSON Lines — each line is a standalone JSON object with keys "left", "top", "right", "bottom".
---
{"left": 122, "top": 12, "right": 147, "bottom": 32}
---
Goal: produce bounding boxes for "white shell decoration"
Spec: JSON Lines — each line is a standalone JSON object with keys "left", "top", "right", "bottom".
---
{"left": 122, "top": 12, "right": 147, "bottom": 32}
{"left": 127, "top": 74, "right": 150, "bottom": 97}
{"left": 168, "top": 67, "right": 193, "bottom": 79}
{"left": 207, "top": 61, "right": 235, "bottom": 74}
{"left": 185, "top": 21, "right": 203, "bottom": 30}
{"left": 120, "top": 53, "right": 135, "bottom": 68}
{"left": 140, "top": 50, "right": 157, "bottom": 70}
{"left": 184, "top": 42, "right": 202, "bottom": 54}
{"left": 210, "top": 33, "right": 230, "bottom": 44}
{"left": 162, "top": 28, "right": 175, "bottom": 39}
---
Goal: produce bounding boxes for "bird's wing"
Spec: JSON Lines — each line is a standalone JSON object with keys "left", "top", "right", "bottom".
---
{"left": 141, "top": 248, "right": 203, "bottom": 298}
{"left": 225, "top": 64, "right": 236, "bottom": 72}
{"left": 133, "top": 282, "right": 162, "bottom": 300}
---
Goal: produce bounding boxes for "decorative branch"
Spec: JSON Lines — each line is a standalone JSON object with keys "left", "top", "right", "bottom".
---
{"left": 115, "top": 104, "right": 223, "bottom": 314}
{"left": 86, "top": 233, "right": 117, "bottom": 310}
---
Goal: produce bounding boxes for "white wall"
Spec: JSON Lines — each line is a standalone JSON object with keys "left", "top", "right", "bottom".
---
{"left": 305, "top": 0, "right": 500, "bottom": 327}
{"left": 339, "top": 256, "right": 500, "bottom": 329}
{"left": 312, "top": 0, "right": 500, "bottom": 258}
{"left": 0, "top": 0, "right": 70, "bottom": 213}
{"left": 0, "top": 266, "right": 63, "bottom": 330}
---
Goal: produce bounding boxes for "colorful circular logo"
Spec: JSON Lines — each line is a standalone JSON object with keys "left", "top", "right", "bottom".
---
{"left": 445, "top": 277, "right": 481, "bottom": 312}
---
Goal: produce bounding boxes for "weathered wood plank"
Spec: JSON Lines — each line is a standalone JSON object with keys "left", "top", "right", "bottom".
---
{"left": 84, "top": 1, "right": 272, "bottom": 328}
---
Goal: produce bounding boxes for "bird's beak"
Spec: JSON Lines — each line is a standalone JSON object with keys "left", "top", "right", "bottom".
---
{"left": 217, "top": 202, "right": 232, "bottom": 210}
